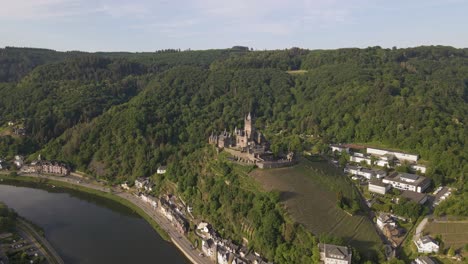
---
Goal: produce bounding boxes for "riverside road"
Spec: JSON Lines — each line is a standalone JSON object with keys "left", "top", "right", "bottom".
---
{"left": 10, "top": 173, "right": 211, "bottom": 264}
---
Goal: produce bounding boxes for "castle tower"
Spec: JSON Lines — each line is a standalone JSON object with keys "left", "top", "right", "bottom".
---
{"left": 244, "top": 112, "right": 254, "bottom": 139}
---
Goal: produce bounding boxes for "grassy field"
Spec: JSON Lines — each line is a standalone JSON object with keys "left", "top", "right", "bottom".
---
{"left": 250, "top": 157, "right": 382, "bottom": 257}
{"left": 424, "top": 220, "right": 468, "bottom": 251}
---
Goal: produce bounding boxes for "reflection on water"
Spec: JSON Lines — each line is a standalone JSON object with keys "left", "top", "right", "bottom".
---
{"left": 0, "top": 182, "right": 188, "bottom": 264}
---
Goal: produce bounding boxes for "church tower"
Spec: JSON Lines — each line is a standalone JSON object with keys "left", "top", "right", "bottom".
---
{"left": 244, "top": 112, "right": 254, "bottom": 139}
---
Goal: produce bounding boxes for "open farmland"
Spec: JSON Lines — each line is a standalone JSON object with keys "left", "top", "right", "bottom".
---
{"left": 424, "top": 220, "right": 468, "bottom": 251}
{"left": 250, "top": 157, "right": 382, "bottom": 256}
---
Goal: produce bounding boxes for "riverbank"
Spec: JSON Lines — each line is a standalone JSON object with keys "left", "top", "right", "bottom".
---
{"left": 0, "top": 173, "right": 210, "bottom": 264}
{"left": 0, "top": 173, "right": 170, "bottom": 241}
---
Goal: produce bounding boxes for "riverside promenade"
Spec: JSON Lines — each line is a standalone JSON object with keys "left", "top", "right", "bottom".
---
{"left": 2, "top": 172, "right": 212, "bottom": 264}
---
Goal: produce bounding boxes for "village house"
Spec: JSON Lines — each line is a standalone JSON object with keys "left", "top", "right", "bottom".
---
{"left": 382, "top": 172, "right": 430, "bottom": 193}
{"left": 377, "top": 213, "right": 396, "bottom": 230}
{"left": 159, "top": 196, "right": 188, "bottom": 234}
{"left": 349, "top": 153, "right": 372, "bottom": 166}
{"left": 367, "top": 147, "right": 419, "bottom": 162}
{"left": 410, "top": 164, "right": 427, "bottom": 174}
{"left": 135, "top": 177, "right": 153, "bottom": 192}
{"left": 201, "top": 239, "right": 216, "bottom": 260}
{"left": 217, "top": 247, "right": 230, "bottom": 264}
{"left": 140, "top": 193, "right": 157, "bottom": 209}
{"left": 413, "top": 256, "right": 437, "bottom": 264}
{"left": 157, "top": 166, "right": 167, "bottom": 174}
{"left": 330, "top": 144, "right": 349, "bottom": 153}
{"left": 41, "top": 161, "right": 69, "bottom": 175}
{"left": 414, "top": 236, "right": 440, "bottom": 253}
{"left": 318, "top": 243, "right": 352, "bottom": 264}
{"left": 344, "top": 165, "right": 387, "bottom": 180}
{"left": 13, "top": 155, "right": 23, "bottom": 168}
{"left": 120, "top": 182, "right": 130, "bottom": 190}
{"left": 368, "top": 180, "right": 391, "bottom": 195}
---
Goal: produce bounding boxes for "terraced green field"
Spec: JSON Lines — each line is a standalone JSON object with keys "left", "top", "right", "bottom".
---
{"left": 251, "top": 157, "right": 383, "bottom": 256}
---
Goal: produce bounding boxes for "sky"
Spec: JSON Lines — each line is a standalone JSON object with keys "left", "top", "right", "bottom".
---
{"left": 0, "top": 0, "right": 467, "bottom": 52}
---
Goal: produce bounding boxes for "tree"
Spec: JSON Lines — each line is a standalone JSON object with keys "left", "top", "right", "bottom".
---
{"left": 447, "top": 246, "right": 455, "bottom": 257}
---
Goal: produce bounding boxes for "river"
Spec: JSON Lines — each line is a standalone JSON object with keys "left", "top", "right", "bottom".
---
{"left": 0, "top": 182, "right": 188, "bottom": 264}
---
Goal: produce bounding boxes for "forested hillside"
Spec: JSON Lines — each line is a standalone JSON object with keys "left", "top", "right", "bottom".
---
{"left": 0, "top": 45, "right": 467, "bottom": 262}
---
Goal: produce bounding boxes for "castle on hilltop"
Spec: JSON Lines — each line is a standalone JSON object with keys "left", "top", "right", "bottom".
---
{"left": 209, "top": 113, "right": 294, "bottom": 169}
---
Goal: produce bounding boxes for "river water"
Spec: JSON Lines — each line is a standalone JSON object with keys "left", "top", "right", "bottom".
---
{"left": 0, "top": 182, "right": 188, "bottom": 264}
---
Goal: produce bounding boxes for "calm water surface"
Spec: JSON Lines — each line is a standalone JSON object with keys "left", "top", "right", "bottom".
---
{"left": 0, "top": 182, "right": 188, "bottom": 264}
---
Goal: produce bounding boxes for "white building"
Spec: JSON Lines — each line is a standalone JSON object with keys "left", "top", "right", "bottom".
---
{"left": 330, "top": 144, "right": 349, "bottom": 153}
{"left": 318, "top": 243, "right": 352, "bottom": 264}
{"left": 350, "top": 153, "right": 372, "bottom": 166}
{"left": 382, "top": 173, "right": 430, "bottom": 193}
{"left": 376, "top": 213, "right": 396, "bottom": 230}
{"left": 413, "top": 256, "right": 437, "bottom": 264}
{"left": 202, "top": 239, "right": 216, "bottom": 259}
{"left": 367, "top": 147, "right": 419, "bottom": 162}
{"left": 410, "top": 164, "right": 427, "bottom": 174}
{"left": 414, "top": 236, "right": 439, "bottom": 253}
{"left": 135, "top": 177, "right": 153, "bottom": 192}
{"left": 14, "top": 155, "right": 24, "bottom": 168}
{"left": 140, "top": 194, "right": 157, "bottom": 209}
{"left": 217, "top": 248, "right": 230, "bottom": 264}
{"left": 369, "top": 180, "right": 391, "bottom": 195}
{"left": 345, "top": 165, "right": 387, "bottom": 180}
{"left": 157, "top": 166, "right": 167, "bottom": 174}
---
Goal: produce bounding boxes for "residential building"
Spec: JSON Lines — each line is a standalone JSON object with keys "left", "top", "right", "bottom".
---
{"left": 217, "top": 247, "right": 230, "bottom": 264}
{"left": 120, "top": 182, "right": 130, "bottom": 190}
{"left": 382, "top": 173, "right": 430, "bottom": 193}
{"left": 318, "top": 243, "right": 352, "bottom": 264}
{"left": 377, "top": 213, "right": 396, "bottom": 230}
{"left": 367, "top": 147, "right": 419, "bottom": 162}
{"left": 41, "top": 161, "right": 69, "bottom": 175}
{"left": 401, "top": 190, "right": 428, "bottom": 204}
{"left": 414, "top": 236, "right": 439, "bottom": 253}
{"left": 330, "top": 144, "right": 349, "bottom": 153}
{"left": 157, "top": 166, "right": 167, "bottom": 174}
{"left": 410, "top": 164, "right": 427, "bottom": 174}
{"left": 349, "top": 153, "right": 372, "bottom": 166}
{"left": 369, "top": 180, "right": 391, "bottom": 195}
{"left": 140, "top": 194, "right": 157, "bottom": 208}
{"left": 201, "top": 239, "right": 216, "bottom": 260}
{"left": 413, "top": 256, "right": 437, "bottom": 264}
{"left": 135, "top": 177, "right": 153, "bottom": 191}
{"left": 345, "top": 165, "right": 387, "bottom": 180}
{"left": 14, "top": 155, "right": 24, "bottom": 168}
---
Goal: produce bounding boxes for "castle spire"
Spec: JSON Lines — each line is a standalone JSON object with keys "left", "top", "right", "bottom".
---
{"left": 247, "top": 112, "right": 251, "bottom": 120}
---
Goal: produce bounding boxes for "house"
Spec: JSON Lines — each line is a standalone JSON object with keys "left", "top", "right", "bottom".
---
{"left": 330, "top": 144, "right": 349, "bottom": 154}
{"left": 401, "top": 190, "right": 428, "bottom": 204}
{"left": 232, "top": 257, "right": 248, "bottom": 264}
{"left": 410, "top": 164, "right": 427, "bottom": 174}
{"left": 135, "top": 177, "right": 153, "bottom": 191}
{"left": 120, "top": 182, "right": 130, "bottom": 190}
{"left": 377, "top": 213, "right": 396, "bottom": 230}
{"left": 318, "top": 243, "right": 352, "bottom": 264}
{"left": 201, "top": 239, "right": 216, "bottom": 260}
{"left": 217, "top": 247, "right": 230, "bottom": 264}
{"left": 157, "top": 166, "right": 167, "bottom": 174}
{"left": 415, "top": 236, "right": 439, "bottom": 253}
{"left": 197, "top": 222, "right": 211, "bottom": 233}
{"left": 14, "top": 155, "right": 24, "bottom": 168}
{"left": 345, "top": 165, "right": 387, "bottom": 180}
{"left": 413, "top": 256, "right": 437, "bottom": 264}
{"left": 349, "top": 153, "right": 372, "bottom": 166}
{"left": 367, "top": 147, "right": 419, "bottom": 162}
{"left": 382, "top": 172, "right": 430, "bottom": 193}
{"left": 41, "top": 161, "right": 69, "bottom": 175}
{"left": 140, "top": 194, "right": 157, "bottom": 208}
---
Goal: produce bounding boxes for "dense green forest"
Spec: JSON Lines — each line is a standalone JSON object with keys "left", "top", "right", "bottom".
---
{"left": 0, "top": 46, "right": 467, "bottom": 263}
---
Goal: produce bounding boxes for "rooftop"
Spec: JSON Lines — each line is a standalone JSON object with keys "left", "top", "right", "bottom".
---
{"left": 319, "top": 243, "right": 352, "bottom": 261}
{"left": 384, "top": 172, "right": 429, "bottom": 187}
{"left": 419, "top": 236, "right": 437, "bottom": 245}
{"left": 401, "top": 190, "right": 427, "bottom": 204}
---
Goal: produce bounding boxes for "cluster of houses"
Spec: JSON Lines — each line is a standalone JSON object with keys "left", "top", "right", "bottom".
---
{"left": 376, "top": 213, "right": 405, "bottom": 247}
{"left": 159, "top": 195, "right": 189, "bottom": 234}
{"left": 197, "top": 222, "right": 270, "bottom": 264}
{"left": 331, "top": 145, "right": 427, "bottom": 173}
{"left": 15, "top": 155, "right": 70, "bottom": 176}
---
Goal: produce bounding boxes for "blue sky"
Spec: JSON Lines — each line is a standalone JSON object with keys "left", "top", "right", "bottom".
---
{"left": 1, "top": 0, "right": 467, "bottom": 52}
